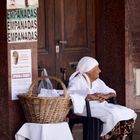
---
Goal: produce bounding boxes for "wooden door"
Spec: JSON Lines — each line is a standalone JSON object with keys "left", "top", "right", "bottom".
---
{"left": 38, "top": 0, "right": 96, "bottom": 81}
{"left": 38, "top": 0, "right": 56, "bottom": 76}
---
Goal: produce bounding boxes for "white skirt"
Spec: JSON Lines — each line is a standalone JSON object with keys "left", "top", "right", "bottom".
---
{"left": 82, "top": 101, "right": 137, "bottom": 136}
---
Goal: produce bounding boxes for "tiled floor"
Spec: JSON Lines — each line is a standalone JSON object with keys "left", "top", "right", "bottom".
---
{"left": 72, "top": 112, "right": 140, "bottom": 140}
{"left": 72, "top": 124, "right": 83, "bottom": 140}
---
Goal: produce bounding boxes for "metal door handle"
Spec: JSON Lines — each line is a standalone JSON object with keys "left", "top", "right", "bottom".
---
{"left": 57, "top": 40, "right": 67, "bottom": 44}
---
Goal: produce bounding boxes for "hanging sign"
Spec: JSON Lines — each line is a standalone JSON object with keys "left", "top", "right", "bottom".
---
{"left": 7, "top": 0, "right": 39, "bottom": 9}
{"left": 7, "top": 8, "right": 37, "bottom": 43}
{"left": 11, "top": 49, "right": 32, "bottom": 100}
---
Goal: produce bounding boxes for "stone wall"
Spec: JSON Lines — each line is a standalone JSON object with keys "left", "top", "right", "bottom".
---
{"left": 125, "top": 0, "right": 140, "bottom": 110}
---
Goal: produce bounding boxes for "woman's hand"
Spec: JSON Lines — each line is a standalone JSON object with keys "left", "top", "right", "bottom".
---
{"left": 96, "top": 93, "right": 109, "bottom": 100}
{"left": 95, "top": 92, "right": 116, "bottom": 100}
{"left": 86, "top": 92, "right": 116, "bottom": 102}
{"left": 86, "top": 93, "right": 105, "bottom": 102}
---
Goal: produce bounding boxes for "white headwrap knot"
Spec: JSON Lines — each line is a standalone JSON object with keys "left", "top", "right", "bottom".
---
{"left": 69, "top": 56, "right": 99, "bottom": 80}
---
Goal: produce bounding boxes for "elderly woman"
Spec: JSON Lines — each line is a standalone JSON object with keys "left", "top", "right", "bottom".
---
{"left": 68, "top": 56, "right": 137, "bottom": 140}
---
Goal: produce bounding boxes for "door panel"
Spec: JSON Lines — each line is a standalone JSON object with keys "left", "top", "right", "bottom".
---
{"left": 38, "top": 0, "right": 96, "bottom": 80}
{"left": 38, "top": 0, "right": 56, "bottom": 76}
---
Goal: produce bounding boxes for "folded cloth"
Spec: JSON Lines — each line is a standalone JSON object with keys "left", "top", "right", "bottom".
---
{"left": 70, "top": 93, "right": 85, "bottom": 114}
{"left": 15, "top": 122, "right": 73, "bottom": 140}
{"left": 38, "top": 89, "right": 60, "bottom": 97}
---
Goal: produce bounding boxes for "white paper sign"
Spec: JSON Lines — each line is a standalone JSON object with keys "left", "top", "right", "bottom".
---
{"left": 11, "top": 49, "right": 32, "bottom": 100}
{"left": 136, "top": 68, "right": 140, "bottom": 95}
{"left": 7, "top": 0, "right": 39, "bottom": 9}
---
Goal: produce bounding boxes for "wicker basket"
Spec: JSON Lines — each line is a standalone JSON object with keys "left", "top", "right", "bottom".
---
{"left": 18, "top": 76, "right": 71, "bottom": 123}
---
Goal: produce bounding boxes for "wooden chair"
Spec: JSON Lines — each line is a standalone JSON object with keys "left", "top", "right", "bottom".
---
{"left": 68, "top": 98, "right": 116, "bottom": 140}
{"left": 68, "top": 100, "right": 102, "bottom": 140}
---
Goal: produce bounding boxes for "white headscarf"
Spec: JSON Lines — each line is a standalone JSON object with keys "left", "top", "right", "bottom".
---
{"left": 69, "top": 56, "right": 99, "bottom": 80}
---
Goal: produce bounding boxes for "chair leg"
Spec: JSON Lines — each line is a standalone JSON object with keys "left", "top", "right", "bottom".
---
{"left": 68, "top": 120, "right": 75, "bottom": 131}
{"left": 85, "top": 118, "right": 102, "bottom": 140}
{"left": 95, "top": 119, "right": 102, "bottom": 140}
{"left": 83, "top": 121, "right": 88, "bottom": 140}
{"left": 68, "top": 117, "right": 103, "bottom": 140}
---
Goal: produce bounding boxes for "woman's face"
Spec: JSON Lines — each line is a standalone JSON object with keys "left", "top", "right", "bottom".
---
{"left": 86, "top": 65, "right": 101, "bottom": 82}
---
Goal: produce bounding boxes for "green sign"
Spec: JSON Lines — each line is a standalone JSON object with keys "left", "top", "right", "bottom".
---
{"left": 7, "top": 8, "right": 38, "bottom": 43}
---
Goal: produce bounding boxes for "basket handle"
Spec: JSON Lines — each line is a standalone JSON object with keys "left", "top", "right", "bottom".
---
{"left": 28, "top": 76, "right": 68, "bottom": 98}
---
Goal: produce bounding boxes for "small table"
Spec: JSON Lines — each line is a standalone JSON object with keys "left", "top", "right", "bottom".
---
{"left": 15, "top": 122, "right": 73, "bottom": 140}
